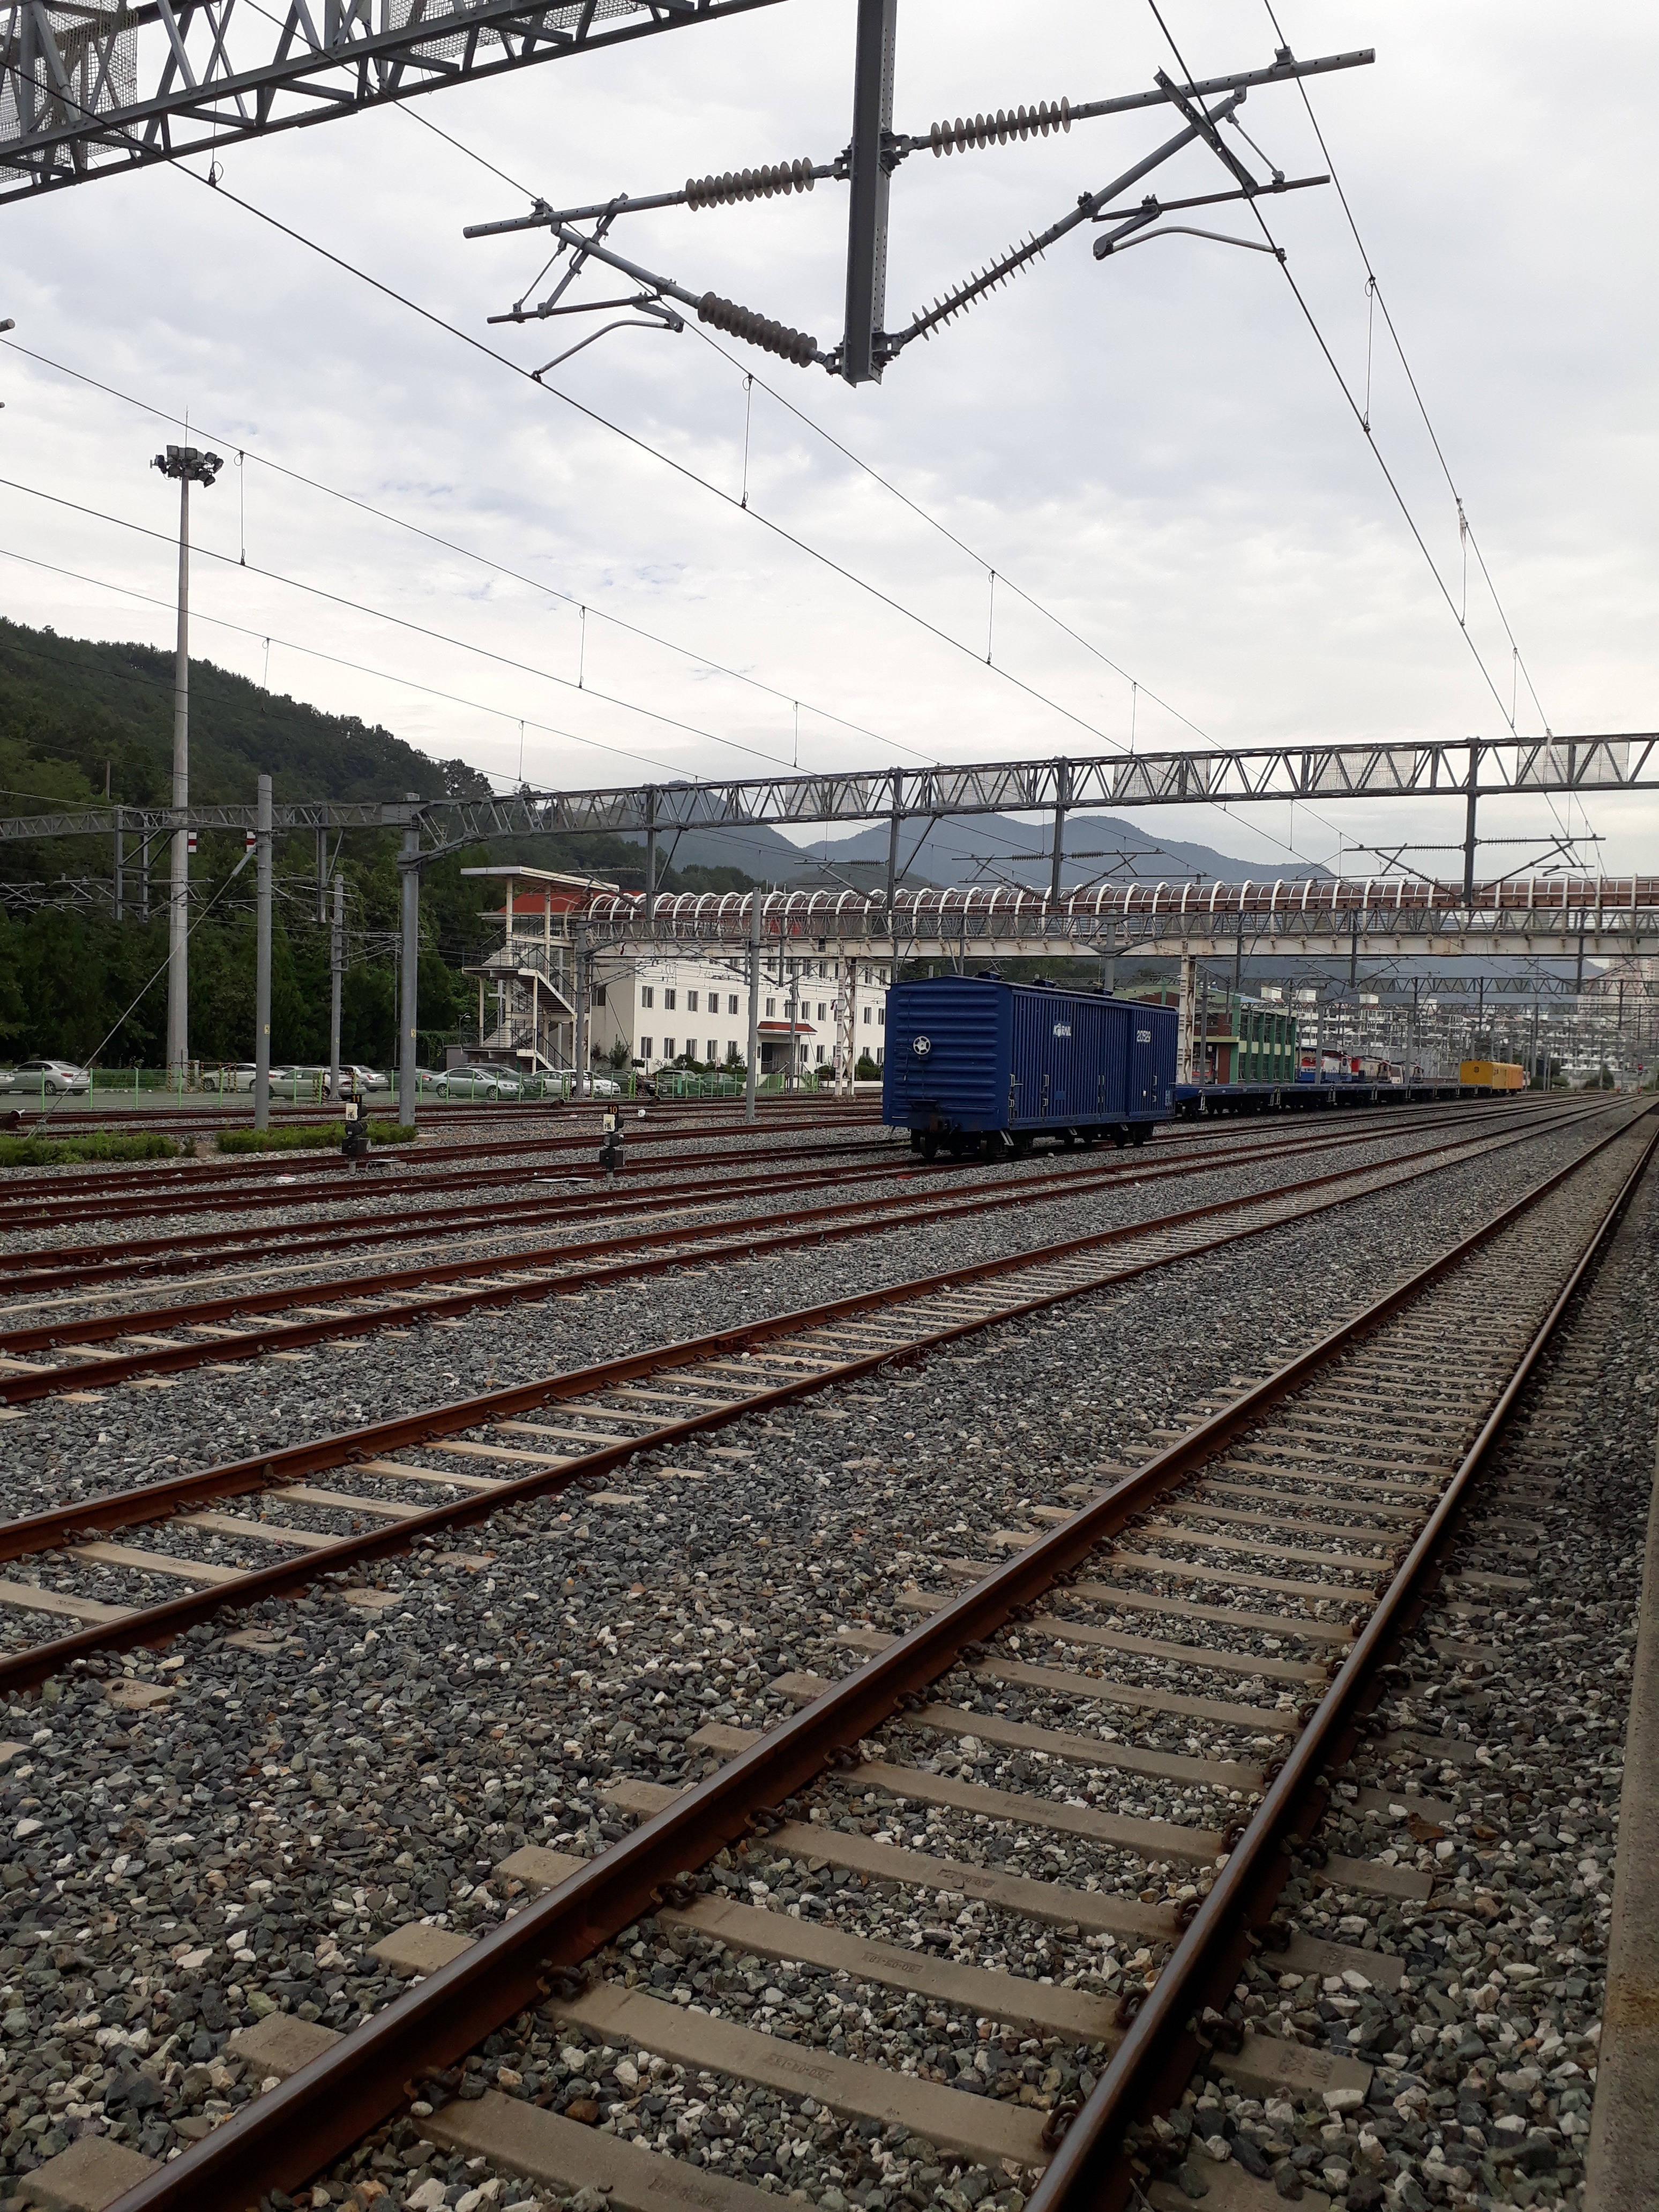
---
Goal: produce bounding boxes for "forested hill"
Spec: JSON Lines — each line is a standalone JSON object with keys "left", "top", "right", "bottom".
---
{"left": 0, "top": 617, "right": 450, "bottom": 817}
{"left": 0, "top": 617, "right": 753, "bottom": 1069}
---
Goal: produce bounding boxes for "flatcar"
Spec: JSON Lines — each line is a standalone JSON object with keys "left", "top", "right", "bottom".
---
{"left": 883, "top": 974, "right": 1178, "bottom": 1158}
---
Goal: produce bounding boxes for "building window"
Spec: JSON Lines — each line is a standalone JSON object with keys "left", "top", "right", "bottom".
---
{"left": 640, "top": 986, "right": 654, "bottom": 1009}
{"left": 664, "top": 1037, "right": 676, "bottom": 1058}
{"left": 686, "top": 990, "right": 699, "bottom": 1013}
{"left": 593, "top": 983, "right": 607, "bottom": 1007}
{"left": 706, "top": 1040, "right": 717, "bottom": 1062}
{"left": 640, "top": 1036, "right": 653, "bottom": 1058}
{"left": 726, "top": 993, "right": 738, "bottom": 1016}
{"left": 876, "top": 1045, "right": 884, "bottom": 1066}
{"left": 765, "top": 997, "right": 775, "bottom": 1018}
{"left": 877, "top": 1006, "right": 885, "bottom": 1026}
{"left": 664, "top": 989, "right": 676, "bottom": 1011}
{"left": 863, "top": 1006, "right": 872, "bottom": 1024}
{"left": 815, "top": 1044, "right": 825, "bottom": 1064}
{"left": 816, "top": 1002, "right": 826, "bottom": 1021}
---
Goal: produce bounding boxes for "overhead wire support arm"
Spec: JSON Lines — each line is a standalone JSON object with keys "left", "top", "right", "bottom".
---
{"left": 889, "top": 45, "right": 1372, "bottom": 162}
{"left": 886, "top": 93, "right": 1246, "bottom": 358}
{"left": 462, "top": 39, "right": 1372, "bottom": 378}
{"left": 474, "top": 210, "right": 828, "bottom": 369}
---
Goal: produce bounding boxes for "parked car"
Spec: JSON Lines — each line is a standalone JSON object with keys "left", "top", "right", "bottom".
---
{"left": 14, "top": 1057, "right": 92, "bottom": 1095}
{"left": 201, "top": 1063, "right": 258, "bottom": 1093}
{"left": 578, "top": 1074, "right": 622, "bottom": 1098}
{"left": 335, "top": 1063, "right": 390, "bottom": 1094}
{"left": 270, "top": 1064, "right": 326, "bottom": 1100}
{"left": 430, "top": 1065, "right": 522, "bottom": 1100}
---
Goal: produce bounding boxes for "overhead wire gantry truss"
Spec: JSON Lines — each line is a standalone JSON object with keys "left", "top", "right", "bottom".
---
{"left": 0, "top": 0, "right": 786, "bottom": 202}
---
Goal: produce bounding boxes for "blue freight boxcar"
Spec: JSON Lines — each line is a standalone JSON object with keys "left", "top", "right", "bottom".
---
{"left": 882, "top": 975, "right": 1178, "bottom": 1158}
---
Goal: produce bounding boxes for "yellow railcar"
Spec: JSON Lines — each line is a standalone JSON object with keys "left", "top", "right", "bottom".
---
{"left": 1459, "top": 1059, "right": 1527, "bottom": 1090}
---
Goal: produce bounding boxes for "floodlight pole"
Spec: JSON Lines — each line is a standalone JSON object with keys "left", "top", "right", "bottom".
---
{"left": 150, "top": 443, "right": 222, "bottom": 1083}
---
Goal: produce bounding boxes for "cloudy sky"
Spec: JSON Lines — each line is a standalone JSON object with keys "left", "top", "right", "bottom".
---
{"left": 3, "top": 0, "right": 1655, "bottom": 879}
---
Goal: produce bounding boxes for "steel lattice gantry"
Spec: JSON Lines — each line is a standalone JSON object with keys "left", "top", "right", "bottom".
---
{"left": 0, "top": 0, "right": 785, "bottom": 200}
{"left": 2, "top": 733, "right": 1654, "bottom": 850}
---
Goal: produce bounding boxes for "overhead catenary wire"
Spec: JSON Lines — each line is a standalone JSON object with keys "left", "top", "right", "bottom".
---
{"left": 1142, "top": 0, "right": 1587, "bottom": 870}
{"left": 0, "top": 470, "right": 854, "bottom": 783}
{"left": 0, "top": 333, "right": 922, "bottom": 768}
{"left": 0, "top": 545, "right": 671, "bottom": 783}
{"left": 395, "top": 109, "right": 1350, "bottom": 879}
{"left": 12, "top": 76, "right": 1348, "bottom": 883}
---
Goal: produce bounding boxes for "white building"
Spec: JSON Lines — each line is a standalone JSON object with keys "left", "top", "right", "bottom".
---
{"left": 459, "top": 866, "right": 890, "bottom": 1081}
{"left": 592, "top": 951, "right": 890, "bottom": 1079}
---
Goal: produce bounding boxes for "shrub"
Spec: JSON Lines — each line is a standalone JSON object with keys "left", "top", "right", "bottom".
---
{"left": 0, "top": 1131, "right": 179, "bottom": 1167}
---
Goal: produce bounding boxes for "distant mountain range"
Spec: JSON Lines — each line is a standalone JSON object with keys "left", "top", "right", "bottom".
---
{"left": 622, "top": 810, "right": 1323, "bottom": 892}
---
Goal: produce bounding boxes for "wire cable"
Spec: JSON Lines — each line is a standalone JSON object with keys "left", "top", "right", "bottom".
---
{"left": 10, "top": 80, "right": 1341, "bottom": 878}
{"left": 0, "top": 331, "right": 922, "bottom": 767}
{"left": 0, "top": 470, "right": 832, "bottom": 782}
{"left": 1144, "top": 0, "right": 1588, "bottom": 870}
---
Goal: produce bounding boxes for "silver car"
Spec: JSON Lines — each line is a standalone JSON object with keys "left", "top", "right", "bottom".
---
{"left": 432, "top": 1065, "right": 522, "bottom": 1100}
{"left": 14, "top": 1057, "right": 92, "bottom": 1095}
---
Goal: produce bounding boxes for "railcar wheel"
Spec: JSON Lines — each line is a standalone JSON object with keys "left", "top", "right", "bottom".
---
{"left": 1012, "top": 1131, "right": 1035, "bottom": 1157}
{"left": 1129, "top": 1123, "right": 1150, "bottom": 1147}
{"left": 921, "top": 1132, "right": 940, "bottom": 1161}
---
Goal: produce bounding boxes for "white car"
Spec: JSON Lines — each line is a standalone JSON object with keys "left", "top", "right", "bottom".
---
{"left": 577, "top": 1074, "right": 622, "bottom": 1098}
{"left": 431, "top": 1065, "right": 522, "bottom": 1101}
{"left": 202, "top": 1063, "right": 257, "bottom": 1093}
{"left": 14, "top": 1057, "right": 92, "bottom": 1095}
{"left": 335, "top": 1064, "right": 390, "bottom": 1094}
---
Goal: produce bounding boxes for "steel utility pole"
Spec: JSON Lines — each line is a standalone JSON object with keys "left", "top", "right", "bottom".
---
{"left": 253, "top": 775, "right": 273, "bottom": 1132}
{"left": 841, "top": 0, "right": 898, "bottom": 384}
{"left": 398, "top": 802, "right": 421, "bottom": 1128}
{"left": 329, "top": 873, "right": 344, "bottom": 1105}
{"left": 744, "top": 890, "right": 763, "bottom": 1123}
{"left": 150, "top": 443, "right": 222, "bottom": 1081}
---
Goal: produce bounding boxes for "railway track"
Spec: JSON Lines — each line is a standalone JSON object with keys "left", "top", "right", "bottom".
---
{"left": 0, "top": 1096, "right": 1539, "bottom": 1239}
{"left": 0, "top": 1097, "right": 1593, "bottom": 1407}
{"left": 0, "top": 1119, "right": 895, "bottom": 1234}
{"left": 0, "top": 1101, "right": 1578, "bottom": 1399}
{"left": 2, "top": 1097, "right": 1540, "bottom": 1302}
{"left": 48, "top": 1099, "right": 1648, "bottom": 2212}
{"left": 0, "top": 1099, "right": 1621, "bottom": 1670}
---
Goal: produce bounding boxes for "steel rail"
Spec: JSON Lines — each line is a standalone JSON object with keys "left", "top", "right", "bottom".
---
{"left": 0, "top": 1096, "right": 1514, "bottom": 1298}
{"left": 0, "top": 1097, "right": 1557, "bottom": 1336}
{"left": 0, "top": 1098, "right": 1610, "bottom": 1696}
{"left": 1026, "top": 1101, "right": 1659, "bottom": 2211}
{"left": 0, "top": 1101, "right": 1596, "bottom": 1402}
{"left": 0, "top": 1097, "right": 1549, "bottom": 1293}
{"left": 100, "top": 1105, "right": 1654, "bottom": 2211}
{"left": 0, "top": 1106, "right": 884, "bottom": 1207}
{"left": 0, "top": 1124, "right": 901, "bottom": 1232}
